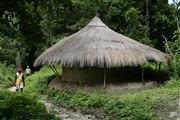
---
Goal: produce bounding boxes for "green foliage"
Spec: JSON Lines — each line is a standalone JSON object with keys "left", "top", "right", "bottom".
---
{"left": 47, "top": 89, "right": 72, "bottom": 106}
{"left": 124, "top": 7, "right": 153, "bottom": 46}
{"left": 171, "top": 31, "right": 180, "bottom": 79}
{"left": 104, "top": 97, "right": 155, "bottom": 120}
{"left": 164, "top": 0, "right": 179, "bottom": 79}
{"left": 24, "top": 66, "right": 55, "bottom": 94}
{"left": 0, "top": 90, "right": 60, "bottom": 120}
{"left": 170, "top": 53, "right": 180, "bottom": 79}
{"left": 164, "top": 79, "right": 180, "bottom": 88}
{"left": 69, "top": 91, "right": 107, "bottom": 108}
{"left": 150, "top": 2, "right": 177, "bottom": 51}
{"left": 0, "top": 63, "right": 15, "bottom": 88}
{"left": 165, "top": 30, "right": 180, "bottom": 79}
{"left": 0, "top": 36, "right": 23, "bottom": 64}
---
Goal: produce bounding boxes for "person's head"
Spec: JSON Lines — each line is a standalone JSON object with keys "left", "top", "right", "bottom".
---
{"left": 27, "top": 66, "right": 29, "bottom": 68}
{"left": 17, "top": 67, "right": 23, "bottom": 73}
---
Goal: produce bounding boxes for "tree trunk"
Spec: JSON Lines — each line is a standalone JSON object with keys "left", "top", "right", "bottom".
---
{"left": 16, "top": 52, "right": 21, "bottom": 69}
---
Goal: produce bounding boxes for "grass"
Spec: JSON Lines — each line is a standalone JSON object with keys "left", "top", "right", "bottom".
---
{"left": 24, "top": 66, "right": 56, "bottom": 95}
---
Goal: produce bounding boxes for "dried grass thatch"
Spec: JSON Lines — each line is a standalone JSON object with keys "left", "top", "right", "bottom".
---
{"left": 34, "top": 16, "right": 170, "bottom": 68}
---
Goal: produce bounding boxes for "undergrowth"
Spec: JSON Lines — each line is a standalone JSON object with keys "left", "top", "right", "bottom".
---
{"left": 0, "top": 90, "right": 60, "bottom": 120}
{"left": 24, "top": 66, "right": 55, "bottom": 95}
{"left": 0, "top": 64, "right": 15, "bottom": 88}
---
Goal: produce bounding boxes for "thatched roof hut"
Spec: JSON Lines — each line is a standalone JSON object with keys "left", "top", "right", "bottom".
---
{"left": 34, "top": 16, "right": 169, "bottom": 84}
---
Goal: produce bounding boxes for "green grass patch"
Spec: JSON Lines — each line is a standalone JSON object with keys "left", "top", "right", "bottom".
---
{"left": 24, "top": 66, "right": 56, "bottom": 95}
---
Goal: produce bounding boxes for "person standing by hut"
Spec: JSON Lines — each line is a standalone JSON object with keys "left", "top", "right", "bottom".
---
{"left": 15, "top": 68, "right": 25, "bottom": 91}
{"left": 25, "top": 66, "right": 31, "bottom": 76}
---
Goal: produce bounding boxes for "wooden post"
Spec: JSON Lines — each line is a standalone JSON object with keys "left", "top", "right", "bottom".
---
{"left": 15, "top": 52, "right": 21, "bottom": 70}
{"left": 104, "top": 68, "right": 106, "bottom": 89}
{"left": 78, "top": 69, "right": 82, "bottom": 85}
{"left": 142, "top": 65, "right": 145, "bottom": 85}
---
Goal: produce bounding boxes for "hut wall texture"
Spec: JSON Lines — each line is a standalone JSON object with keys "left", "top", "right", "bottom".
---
{"left": 62, "top": 67, "right": 142, "bottom": 84}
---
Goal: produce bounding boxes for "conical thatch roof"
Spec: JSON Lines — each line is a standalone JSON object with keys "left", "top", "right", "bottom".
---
{"left": 34, "top": 16, "right": 169, "bottom": 68}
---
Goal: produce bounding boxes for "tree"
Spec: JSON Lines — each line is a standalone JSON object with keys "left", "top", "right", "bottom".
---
{"left": 164, "top": 0, "right": 180, "bottom": 79}
{"left": 149, "top": 0, "right": 177, "bottom": 51}
{"left": 124, "top": 7, "right": 153, "bottom": 46}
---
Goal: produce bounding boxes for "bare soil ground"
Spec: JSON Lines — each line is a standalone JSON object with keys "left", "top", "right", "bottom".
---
{"left": 155, "top": 98, "right": 180, "bottom": 120}
{"left": 49, "top": 77, "right": 158, "bottom": 94}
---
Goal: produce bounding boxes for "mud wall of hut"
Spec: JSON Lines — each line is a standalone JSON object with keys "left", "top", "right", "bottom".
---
{"left": 62, "top": 67, "right": 142, "bottom": 84}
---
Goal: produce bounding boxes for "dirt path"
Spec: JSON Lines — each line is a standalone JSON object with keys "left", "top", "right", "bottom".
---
{"left": 8, "top": 86, "right": 16, "bottom": 92}
{"left": 155, "top": 98, "right": 180, "bottom": 120}
{"left": 8, "top": 86, "right": 104, "bottom": 120}
{"left": 39, "top": 100, "right": 104, "bottom": 120}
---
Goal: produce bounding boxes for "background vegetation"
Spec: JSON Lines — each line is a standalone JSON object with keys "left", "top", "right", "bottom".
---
{"left": 0, "top": 64, "right": 15, "bottom": 88}
{"left": 0, "top": 0, "right": 179, "bottom": 71}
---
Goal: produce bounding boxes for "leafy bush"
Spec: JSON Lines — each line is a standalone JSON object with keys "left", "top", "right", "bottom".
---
{"left": 170, "top": 51, "right": 180, "bottom": 79}
{"left": 164, "top": 79, "right": 180, "bottom": 88}
{"left": 47, "top": 89, "right": 73, "bottom": 106}
{"left": 24, "top": 66, "right": 55, "bottom": 94}
{"left": 165, "top": 30, "right": 180, "bottom": 79}
{"left": 0, "top": 63, "right": 15, "bottom": 88}
{"left": 0, "top": 90, "right": 60, "bottom": 120}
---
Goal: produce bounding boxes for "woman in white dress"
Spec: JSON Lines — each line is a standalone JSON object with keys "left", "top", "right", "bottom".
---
{"left": 15, "top": 68, "right": 25, "bottom": 91}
